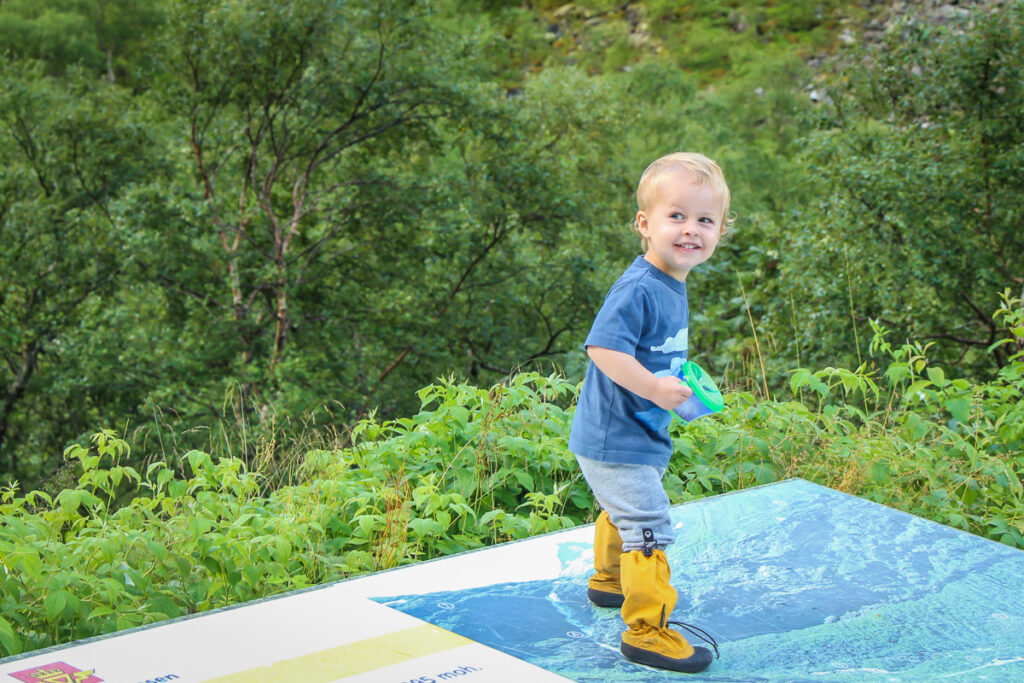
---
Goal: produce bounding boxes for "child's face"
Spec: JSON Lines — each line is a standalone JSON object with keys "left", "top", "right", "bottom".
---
{"left": 636, "top": 172, "right": 723, "bottom": 282}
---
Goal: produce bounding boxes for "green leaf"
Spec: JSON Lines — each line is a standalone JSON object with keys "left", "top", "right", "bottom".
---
{"left": 44, "top": 590, "right": 69, "bottom": 620}
{"left": 57, "top": 489, "right": 83, "bottom": 516}
{"left": 789, "top": 368, "right": 812, "bottom": 395}
{"left": 244, "top": 564, "right": 262, "bottom": 585}
{"left": 86, "top": 605, "right": 115, "bottom": 620}
{"left": 146, "top": 540, "right": 168, "bottom": 562}
{"left": 479, "top": 510, "right": 505, "bottom": 526}
{"left": 157, "top": 468, "right": 175, "bottom": 489}
{"left": 905, "top": 379, "right": 932, "bottom": 400}
{"left": 19, "top": 552, "right": 43, "bottom": 581}
{"left": 945, "top": 397, "right": 971, "bottom": 422}
{"left": 513, "top": 470, "right": 534, "bottom": 491}
{"left": 274, "top": 537, "right": 292, "bottom": 562}
{"left": 356, "top": 515, "right": 376, "bottom": 537}
{"left": 714, "top": 432, "right": 740, "bottom": 453}
{"left": 409, "top": 518, "right": 443, "bottom": 537}
{"left": 0, "top": 613, "right": 22, "bottom": 656}
{"left": 926, "top": 366, "right": 948, "bottom": 388}
{"left": 869, "top": 461, "right": 891, "bottom": 485}
{"left": 148, "top": 596, "right": 183, "bottom": 619}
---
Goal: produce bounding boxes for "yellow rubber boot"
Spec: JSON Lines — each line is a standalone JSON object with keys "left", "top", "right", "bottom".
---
{"left": 587, "top": 510, "right": 624, "bottom": 607}
{"left": 619, "top": 549, "right": 713, "bottom": 673}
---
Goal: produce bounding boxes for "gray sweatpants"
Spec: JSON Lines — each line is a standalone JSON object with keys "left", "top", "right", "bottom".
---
{"left": 576, "top": 454, "right": 675, "bottom": 552}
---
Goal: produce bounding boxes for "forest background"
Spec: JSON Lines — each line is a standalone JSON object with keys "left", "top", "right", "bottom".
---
{"left": 1, "top": 0, "right": 1023, "bottom": 658}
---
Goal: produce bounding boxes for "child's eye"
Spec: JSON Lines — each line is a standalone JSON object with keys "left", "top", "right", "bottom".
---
{"left": 670, "top": 212, "right": 684, "bottom": 220}
{"left": 699, "top": 216, "right": 716, "bottom": 225}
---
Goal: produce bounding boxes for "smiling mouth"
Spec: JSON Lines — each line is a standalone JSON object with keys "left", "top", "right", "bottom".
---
{"left": 676, "top": 243, "right": 700, "bottom": 251}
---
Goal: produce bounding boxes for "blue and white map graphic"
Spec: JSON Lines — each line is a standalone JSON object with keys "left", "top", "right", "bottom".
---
{"left": 369, "top": 480, "right": 1024, "bottom": 682}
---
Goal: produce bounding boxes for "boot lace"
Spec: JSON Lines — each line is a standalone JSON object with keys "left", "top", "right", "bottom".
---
{"left": 667, "top": 620, "right": 719, "bottom": 659}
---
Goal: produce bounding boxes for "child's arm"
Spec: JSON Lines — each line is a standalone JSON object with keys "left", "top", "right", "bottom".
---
{"left": 588, "top": 346, "right": 693, "bottom": 411}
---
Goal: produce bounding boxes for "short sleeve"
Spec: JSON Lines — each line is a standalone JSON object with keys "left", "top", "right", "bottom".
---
{"left": 584, "top": 279, "right": 649, "bottom": 355}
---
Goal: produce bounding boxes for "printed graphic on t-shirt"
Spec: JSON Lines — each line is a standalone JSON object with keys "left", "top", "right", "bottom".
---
{"left": 652, "top": 325, "right": 688, "bottom": 372}
{"left": 651, "top": 326, "right": 687, "bottom": 354}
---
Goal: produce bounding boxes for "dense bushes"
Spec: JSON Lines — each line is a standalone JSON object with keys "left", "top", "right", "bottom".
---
{"left": 0, "top": 374, "right": 587, "bottom": 656}
{"left": 3, "top": 313, "right": 1022, "bottom": 657}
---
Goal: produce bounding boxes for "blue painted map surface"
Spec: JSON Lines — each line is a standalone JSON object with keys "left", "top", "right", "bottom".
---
{"left": 374, "top": 480, "right": 1024, "bottom": 682}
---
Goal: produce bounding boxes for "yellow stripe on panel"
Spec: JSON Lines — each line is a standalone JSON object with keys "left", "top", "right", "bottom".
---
{"left": 204, "top": 624, "right": 472, "bottom": 682}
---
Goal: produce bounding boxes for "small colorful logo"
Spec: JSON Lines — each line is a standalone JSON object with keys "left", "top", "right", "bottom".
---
{"left": 8, "top": 662, "right": 102, "bottom": 683}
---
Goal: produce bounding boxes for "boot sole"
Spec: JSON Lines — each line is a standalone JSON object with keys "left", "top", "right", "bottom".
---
{"left": 587, "top": 587, "right": 625, "bottom": 608}
{"left": 620, "top": 642, "right": 713, "bottom": 673}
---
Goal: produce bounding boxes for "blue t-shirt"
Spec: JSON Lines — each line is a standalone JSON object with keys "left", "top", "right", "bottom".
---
{"left": 569, "top": 256, "right": 688, "bottom": 468}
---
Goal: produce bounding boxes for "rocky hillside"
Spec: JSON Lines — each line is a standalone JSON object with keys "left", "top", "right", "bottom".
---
{"left": 530, "top": 0, "right": 1010, "bottom": 76}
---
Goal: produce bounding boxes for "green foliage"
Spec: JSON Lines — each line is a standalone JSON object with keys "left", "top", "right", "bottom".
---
{"left": 499, "top": 0, "right": 852, "bottom": 81}
{"left": 0, "top": 373, "right": 589, "bottom": 656}
{"left": 1, "top": 0, "right": 638, "bottom": 487}
{"left": 0, "top": 60, "right": 160, "bottom": 481}
{"left": 0, "top": 0, "right": 164, "bottom": 83}
{"left": 0, "top": 0, "right": 872, "bottom": 488}
{"left": 122, "top": 0, "right": 640, "bottom": 445}
{"left": 778, "top": 4, "right": 1024, "bottom": 376}
{"left": 0, "top": 1, "right": 105, "bottom": 74}
{"left": 668, "top": 302, "right": 1024, "bottom": 551}
{"left": 4, "top": 331, "right": 1023, "bottom": 657}
{"left": 343, "top": 371, "right": 589, "bottom": 551}
{"left": 2, "top": 4, "right": 1022, "bottom": 635}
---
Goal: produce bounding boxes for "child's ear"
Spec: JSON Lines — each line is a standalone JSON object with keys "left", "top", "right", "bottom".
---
{"left": 635, "top": 210, "right": 648, "bottom": 236}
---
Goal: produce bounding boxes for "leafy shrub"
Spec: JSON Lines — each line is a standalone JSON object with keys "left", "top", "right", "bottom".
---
{"left": 0, "top": 373, "right": 588, "bottom": 657}
{"left": 667, "top": 294, "right": 1024, "bottom": 549}
{"left": 2, "top": 310, "right": 1022, "bottom": 657}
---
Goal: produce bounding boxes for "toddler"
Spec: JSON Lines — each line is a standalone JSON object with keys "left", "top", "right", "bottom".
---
{"left": 569, "top": 152, "right": 731, "bottom": 673}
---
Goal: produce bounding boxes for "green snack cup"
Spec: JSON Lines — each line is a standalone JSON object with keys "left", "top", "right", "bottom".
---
{"left": 671, "top": 361, "right": 725, "bottom": 422}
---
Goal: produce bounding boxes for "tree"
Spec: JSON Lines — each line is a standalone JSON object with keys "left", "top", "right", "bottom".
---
{"left": 0, "top": 61, "right": 157, "bottom": 482}
{"left": 133, "top": 0, "right": 634, "bottom": 428}
{"left": 335, "top": 66, "right": 630, "bottom": 416}
{"left": 0, "top": 0, "right": 164, "bottom": 83}
{"left": 126, "top": 0, "right": 464, "bottom": 418}
{"left": 781, "top": 5, "right": 1024, "bottom": 374}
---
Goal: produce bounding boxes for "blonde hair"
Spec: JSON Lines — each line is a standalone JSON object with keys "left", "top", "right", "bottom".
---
{"left": 633, "top": 152, "right": 734, "bottom": 247}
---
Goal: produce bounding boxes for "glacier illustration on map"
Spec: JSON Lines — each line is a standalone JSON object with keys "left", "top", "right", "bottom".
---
{"left": 374, "top": 480, "right": 1024, "bottom": 682}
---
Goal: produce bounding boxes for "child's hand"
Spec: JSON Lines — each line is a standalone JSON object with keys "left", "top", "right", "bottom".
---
{"left": 651, "top": 375, "right": 693, "bottom": 411}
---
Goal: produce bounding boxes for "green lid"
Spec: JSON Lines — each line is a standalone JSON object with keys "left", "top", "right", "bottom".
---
{"left": 681, "top": 361, "right": 725, "bottom": 413}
